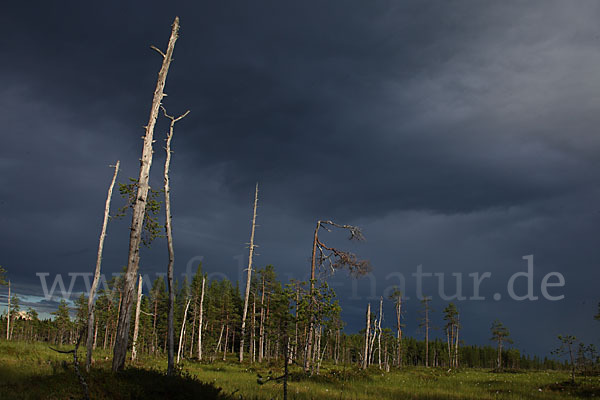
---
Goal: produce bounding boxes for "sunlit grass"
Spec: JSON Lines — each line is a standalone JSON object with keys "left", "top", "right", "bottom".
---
{"left": 0, "top": 340, "right": 598, "bottom": 399}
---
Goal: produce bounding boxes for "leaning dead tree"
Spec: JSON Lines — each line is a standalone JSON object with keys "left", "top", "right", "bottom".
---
{"left": 240, "top": 183, "right": 259, "bottom": 363}
{"left": 304, "top": 220, "right": 371, "bottom": 373}
{"left": 162, "top": 107, "right": 190, "bottom": 375}
{"left": 177, "top": 298, "right": 192, "bottom": 364}
{"left": 86, "top": 160, "right": 120, "bottom": 371}
{"left": 112, "top": 17, "right": 180, "bottom": 372}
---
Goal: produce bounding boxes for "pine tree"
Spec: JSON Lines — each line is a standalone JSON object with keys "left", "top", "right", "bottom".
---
{"left": 490, "top": 320, "right": 512, "bottom": 370}
{"left": 53, "top": 299, "right": 72, "bottom": 345}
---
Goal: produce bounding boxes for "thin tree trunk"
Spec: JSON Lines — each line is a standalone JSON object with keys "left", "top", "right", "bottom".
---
{"left": 369, "top": 319, "right": 377, "bottom": 365}
{"left": 240, "top": 183, "right": 259, "bottom": 362}
{"left": 305, "top": 221, "right": 320, "bottom": 372}
{"left": 93, "top": 318, "right": 98, "bottom": 350}
{"left": 215, "top": 324, "right": 225, "bottom": 356}
{"left": 198, "top": 277, "right": 205, "bottom": 360}
{"left": 86, "top": 161, "right": 119, "bottom": 371}
{"left": 455, "top": 314, "right": 460, "bottom": 368}
{"left": 112, "top": 17, "right": 180, "bottom": 373}
{"left": 363, "top": 303, "right": 370, "bottom": 370}
{"left": 6, "top": 280, "right": 10, "bottom": 340}
{"left": 378, "top": 297, "right": 383, "bottom": 369}
{"left": 163, "top": 108, "right": 189, "bottom": 376}
{"left": 258, "top": 277, "right": 265, "bottom": 362}
{"left": 103, "top": 299, "right": 112, "bottom": 350}
{"left": 223, "top": 323, "right": 229, "bottom": 361}
{"left": 396, "top": 295, "right": 402, "bottom": 368}
{"left": 294, "top": 288, "right": 299, "bottom": 361}
{"left": 177, "top": 298, "right": 191, "bottom": 364}
{"left": 189, "top": 305, "right": 196, "bottom": 358}
{"left": 152, "top": 299, "right": 158, "bottom": 354}
{"left": 250, "top": 293, "right": 256, "bottom": 363}
{"left": 131, "top": 275, "right": 143, "bottom": 361}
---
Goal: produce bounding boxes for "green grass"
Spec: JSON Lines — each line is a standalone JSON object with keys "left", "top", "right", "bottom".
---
{"left": 0, "top": 340, "right": 598, "bottom": 399}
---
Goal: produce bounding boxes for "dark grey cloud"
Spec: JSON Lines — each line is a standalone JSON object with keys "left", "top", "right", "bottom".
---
{"left": 1, "top": 1, "right": 599, "bottom": 356}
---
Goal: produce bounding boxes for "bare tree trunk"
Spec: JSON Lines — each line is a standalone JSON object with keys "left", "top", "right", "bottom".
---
{"left": 86, "top": 161, "right": 119, "bottom": 370}
{"left": 369, "top": 319, "right": 377, "bottom": 365}
{"left": 264, "top": 295, "right": 270, "bottom": 360}
{"left": 131, "top": 275, "right": 143, "bottom": 361}
{"left": 454, "top": 314, "right": 460, "bottom": 368}
{"left": 197, "top": 277, "right": 205, "bottom": 360}
{"left": 396, "top": 295, "right": 402, "bottom": 368}
{"left": 363, "top": 303, "right": 370, "bottom": 370}
{"left": 258, "top": 277, "right": 265, "bottom": 363}
{"left": 294, "top": 288, "right": 299, "bottom": 361}
{"left": 177, "top": 298, "right": 191, "bottom": 364}
{"left": 378, "top": 296, "right": 383, "bottom": 369}
{"left": 240, "top": 183, "right": 259, "bottom": 362}
{"left": 305, "top": 221, "right": 320, "bottom": 372}
{"left": 112, "top": 17, "right": 180, "bottom": 373}
{"left": 422, "top": 297, "right": 430, "bottom": 367}
{"left": 6, "top": 281, "right": 10, "bottom": 340}
{"left": 163, "top": 108, "right": 189, "bottom": 376}
{"left": 152, "top": 299, "right": 158, "bottom": 354}
{"left": 250, "top": 293, "right": 256, "bottom": 363}
{"left": 189, "top": 305, "right": 196, "bottom": 358}
{"left": 93, "top": 318, "right": 98, "bottom": 350}
{"left": 223, "top": 323, "right": 229, "bottom": 361}
{"left": 215, "top": 324, "right": 225, "bottom": 356}
{"left": 103, "top": 309, "right": 110, "bottom": 350}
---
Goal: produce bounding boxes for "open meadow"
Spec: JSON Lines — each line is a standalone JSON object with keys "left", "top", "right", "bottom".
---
{"left": 1, "top": 341, "right": 598, "bottom": 400}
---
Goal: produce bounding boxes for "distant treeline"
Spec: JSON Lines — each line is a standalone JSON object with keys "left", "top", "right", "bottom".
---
{"left": 0, "top": 263, "right": 577, "bottom": 372}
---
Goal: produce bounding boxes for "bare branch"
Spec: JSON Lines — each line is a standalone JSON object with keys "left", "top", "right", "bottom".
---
{"left": 50, "top": 331, "right": 90, "bottom": 400}
{"left": 150, "top": 45, "right": 166, "bottom": 58}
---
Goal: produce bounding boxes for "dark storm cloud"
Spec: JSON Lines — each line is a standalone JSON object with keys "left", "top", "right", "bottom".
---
{"left": 1, "top": 1, "right": 599, "bottom": 355}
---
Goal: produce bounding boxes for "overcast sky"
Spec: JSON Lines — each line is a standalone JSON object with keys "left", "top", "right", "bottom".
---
{"left": 1, "top": 1, "right": 599, "bottom": 356}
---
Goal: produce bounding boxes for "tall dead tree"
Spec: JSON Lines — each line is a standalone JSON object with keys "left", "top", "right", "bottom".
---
{"left": 389, "top": 288, "right": 403, "bottom": 368}
{"left": 131, "top": 275, "right": 143, "bottom": 361}
{"left": 177, "top": 298, "right": 192, "bottom": 364}
{"left": 419, "top": 296, "right": 432, "bottom": 367}
{"left": 378, "top": 296, "right": 383, "bottom": 369}
{"left": 362, "top": 303, "right": 370, "bottom": 370}
{"left": 197, "top": 276, "right": 206, "bottom": 360}
{"left": 240, "top": 183, "right": 259, "bottom": 362}
{"left": 6, "top": 280, "right": 10, "bottom": 340}
{"left": 86, "top": 161, "right": 119, "bottom": 370}
{"left": 304, "top": 220, "right": 371, "bottom": 372}
{"left": 162, "top": 107, "right": 190, "bottom": 375}
{"left": 112, "top": 17, "right": 180, "bottom": 372}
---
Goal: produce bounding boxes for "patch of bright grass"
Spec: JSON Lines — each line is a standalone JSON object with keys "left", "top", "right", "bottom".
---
{"left": 1, "top": 340, "right": 598, "bottom": 399}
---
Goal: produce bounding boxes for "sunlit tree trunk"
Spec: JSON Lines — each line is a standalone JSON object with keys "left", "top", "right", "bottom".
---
{"left": 86, "top": 160, "right": 119, "bottom": 371}
{"left": 162, "top": 108, "right": 189, "bottom": 375}
{"left": 177, "top": 298, "right": 191, "bottom": 364}
{"left": 363, "top": 303, "right": 370, "bottom": 369}
{"left": 112, "top": 17, "right": 180, "bottom": 373}
{"left": 240, "top": 183, "right": 259, "bottom": 362}
{"left": 258, "top": 277, "right": 265, "bottom": 362}
{"left": 378, "top": 296, "right": 382, "bottom": 369}
{"left": 6, "top": 281, "right": 10, "bottom": 340}
{"left": 197, "top": 276, "right": 205, "bottom": 360}
{"left": 131, "top": 275, "right": 143, "bottom": 361}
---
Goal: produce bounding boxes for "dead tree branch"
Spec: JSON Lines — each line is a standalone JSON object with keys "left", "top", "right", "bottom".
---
{"left": 50, "top": 331, "right": 90, "bottom": 400}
